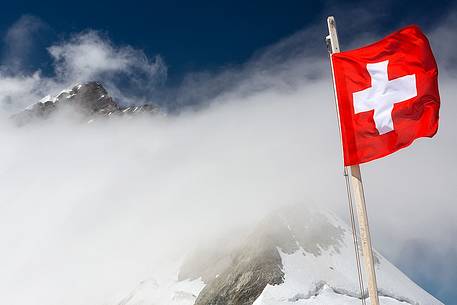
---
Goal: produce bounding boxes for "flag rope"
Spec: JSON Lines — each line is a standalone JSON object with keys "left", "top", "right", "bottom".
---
{"left": 344, "top": 167, "right": 367, "bottom": 303}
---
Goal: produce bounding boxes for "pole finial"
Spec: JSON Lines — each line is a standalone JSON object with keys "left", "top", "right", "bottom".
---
{"left": 326, "top": 16, "right": 340, "bottom": 54}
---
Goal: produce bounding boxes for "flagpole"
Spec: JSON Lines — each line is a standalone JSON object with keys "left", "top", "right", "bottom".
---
{"left": 326, "top": 16, "right": 381, "bottom": 305}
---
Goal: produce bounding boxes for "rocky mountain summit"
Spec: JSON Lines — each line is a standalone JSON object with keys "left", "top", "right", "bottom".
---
{"left": 11, "top": 82, "right": 161, "bottom": 126}
{"left": 118, "top": 205, "right": 443, "bottom": 305}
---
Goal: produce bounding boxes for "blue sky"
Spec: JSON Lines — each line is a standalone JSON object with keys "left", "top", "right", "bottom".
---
{"left": 0, "top": 0, "right": 454, "bottom": 82}
{"left": 1, "top": 0, "right": 456, "bottom": 304}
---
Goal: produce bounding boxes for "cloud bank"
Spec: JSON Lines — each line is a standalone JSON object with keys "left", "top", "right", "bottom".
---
{"left": 0, "top": 10, "right": 456, "bottom": 305}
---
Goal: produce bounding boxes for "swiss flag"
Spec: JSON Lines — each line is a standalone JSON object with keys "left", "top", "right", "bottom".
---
{"left": 331, "top": 25, "right": 440, "bottom": 166}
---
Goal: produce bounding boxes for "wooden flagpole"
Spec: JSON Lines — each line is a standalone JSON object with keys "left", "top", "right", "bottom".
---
{"left": 326, "top": 16, "right": 381, "bottom": 305}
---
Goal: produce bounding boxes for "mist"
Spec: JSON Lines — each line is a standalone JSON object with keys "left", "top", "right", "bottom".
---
{"left": 0, "top": 9, "right": 456, "bottom": 305}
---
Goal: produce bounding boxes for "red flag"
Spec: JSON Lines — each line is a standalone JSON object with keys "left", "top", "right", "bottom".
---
{"left": 331, "top": 25, "right": 440, "bottom": 166}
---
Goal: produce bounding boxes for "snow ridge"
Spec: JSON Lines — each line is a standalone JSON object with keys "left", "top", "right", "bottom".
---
{"left": 288, "top": 281, "right": 419, "bottom": 305}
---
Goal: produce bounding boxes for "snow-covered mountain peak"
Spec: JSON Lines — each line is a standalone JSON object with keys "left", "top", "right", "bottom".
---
{"left": 11, "top": 82, "right": 161, "bottom": 125}
{"left": 119, "top": 205, "right": 443, "bottom": 305}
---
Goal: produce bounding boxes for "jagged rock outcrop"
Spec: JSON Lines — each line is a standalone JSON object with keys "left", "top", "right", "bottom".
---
{"left": 11, "top": 82, "right": 161, "bottom": 126}
{"left": 189, "top": 234, "right": 284, "bottom": 305}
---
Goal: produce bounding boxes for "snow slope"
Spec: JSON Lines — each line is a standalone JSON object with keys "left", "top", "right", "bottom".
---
{"left": 118, "top": 277, "right": 205, "bottom": 305}
{"left": 253, "top": 209, "right": 442, "bottom": 305}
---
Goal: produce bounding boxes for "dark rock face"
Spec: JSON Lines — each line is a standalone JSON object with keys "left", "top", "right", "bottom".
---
{"left": 194, "top": 251, "right": 283, "bottom": 305}
{"left": 11, "top": 82, "right": 161, "bottom": 126}
{"left": 189, "top": 231, "right": 284, "bottom": 305}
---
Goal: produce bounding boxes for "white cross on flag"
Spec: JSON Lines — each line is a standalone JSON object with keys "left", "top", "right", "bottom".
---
{"left": 331, "top": 25, "right": 440, "bottom": 165}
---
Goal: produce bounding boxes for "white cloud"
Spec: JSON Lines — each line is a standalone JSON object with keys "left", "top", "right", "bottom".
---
{"left": 48, "top": 31, "right": 167, "bottom": 97}
{"left": 0, "top": 71, "right": 43, "bottom": 113}
{"left": 49, "top": 32, "right": 131, "bottom": 78}
{"left": 2, "top": 15, "right": 49, "bottom": 73}
{"left": 0, "top": 78, "right": 340, "bottom": 305}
